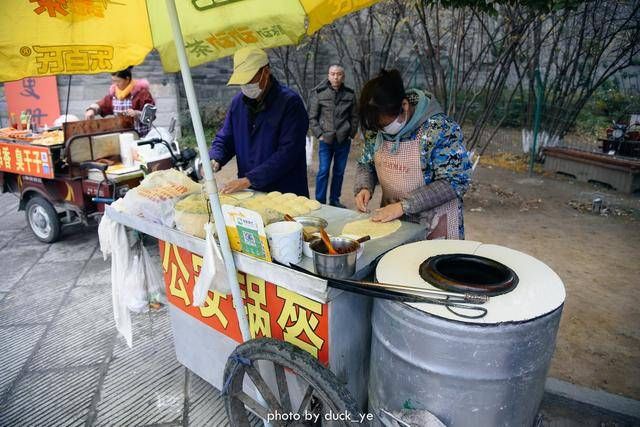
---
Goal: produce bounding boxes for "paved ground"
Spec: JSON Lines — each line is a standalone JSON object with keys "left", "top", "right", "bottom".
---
{"left": 0, "top": 191, "right": 638, "bottom": 426}
{"left": 0, "top": 193, "right": 235, "bottom": 426}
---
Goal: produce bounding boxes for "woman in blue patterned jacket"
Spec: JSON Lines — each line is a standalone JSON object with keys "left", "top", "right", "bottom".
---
{"left": 354, "top": 69, "right": 471, "bottom": 239}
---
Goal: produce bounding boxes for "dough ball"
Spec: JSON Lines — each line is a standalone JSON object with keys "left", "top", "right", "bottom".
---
{"left": 280, "top": 202, "right": 298, "bottom": 216}
{"left": 241, "top": 203, "right": 258, "bottom": 212}
{"left": 267, "top": 191, "right": 282, "bottom": 198}
{"left": 283, "top": 207, "right": 300, "bottom": 217}
{"left": 281, "top": 193, "right": 296, "bottom": 201}
{"left": 295, "top": 196, "right": 309, "bottom": 204}
{"left": 304, "top": 200, "right": 322, "bottom": 211}
{"left": 252, "top": 195, "right": 268, "bottom": 204}
{"left": 272, "top": 204, "right": 289, "bottom": 214}
{"left": 296, "top": 205, "right": 311, "bottom": 215}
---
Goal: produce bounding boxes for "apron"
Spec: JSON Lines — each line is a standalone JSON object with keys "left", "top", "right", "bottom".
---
{"left": 374, "top": 128, "right": 460, "bottom": 240}
{"left": 112, "top": 96, "right": 149, "bottom": 136}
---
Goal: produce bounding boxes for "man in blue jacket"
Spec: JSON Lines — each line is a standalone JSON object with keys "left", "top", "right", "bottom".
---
{"left": 208, "top": 47, "right": 310, "bottom": 197}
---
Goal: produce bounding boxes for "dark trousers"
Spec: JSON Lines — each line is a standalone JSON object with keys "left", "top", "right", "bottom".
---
{"left": 315, "top": 140, "right": 351, "bottom": 204}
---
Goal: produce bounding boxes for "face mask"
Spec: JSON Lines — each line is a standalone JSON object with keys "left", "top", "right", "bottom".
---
{"left": 382, "top": 110, "right": 406, "bottom": 135}
{"left": 241, "top": 82, "right": 262, "bottom": 99}
{"left": 241, "top": 69, "right": 265, "bottom": 99}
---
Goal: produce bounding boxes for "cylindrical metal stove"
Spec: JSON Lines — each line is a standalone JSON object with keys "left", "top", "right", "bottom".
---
{"left": 369, "top": 240, "right": 566, "bottom": 427}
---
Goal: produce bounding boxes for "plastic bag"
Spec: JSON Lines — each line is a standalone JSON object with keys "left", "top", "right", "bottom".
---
{"left": 125, "top": 252, "right": 148, "bottom": 313}
{"left": 99, "top": 214, "right": 134, "bottom": 347}
{"left": 119, "top": 169, "right": 201, "bottom": 227}
{"left": 193, "top": 222, "right": 230, "bottom": 306}
{"left": 141, "top": 244, "right": 166, "bottom": 304}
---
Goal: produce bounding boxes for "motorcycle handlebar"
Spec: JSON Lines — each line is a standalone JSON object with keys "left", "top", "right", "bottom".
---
{"left": 136, "top": 137, "right": 164, "bottom": 146}
{"left": 136, "top": 137, "right": 181, "bottom": 165}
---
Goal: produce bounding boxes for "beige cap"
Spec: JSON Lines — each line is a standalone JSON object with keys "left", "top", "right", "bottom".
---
{"left": 227, "top": 46, "right": 269, "bottom": 85}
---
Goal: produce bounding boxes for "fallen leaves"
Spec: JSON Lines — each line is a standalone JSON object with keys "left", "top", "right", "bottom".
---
{"left": 466, "top": 182, "right": 543, "bottom": 212}
{"left": 567, "top": 200, "right": 635, "bottom": 217}
{"left": 480, "top": 152, "right": 544, "bottom": 174}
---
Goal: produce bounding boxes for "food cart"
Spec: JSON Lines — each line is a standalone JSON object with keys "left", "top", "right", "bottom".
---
{"left": 0, "top": 117, "right": 174, "bottom": 242}
{"left": 102, "top": 186, "right": 567, "bottom": 427}
{"left": 104, "top": 201, "right": 426, "bottom": 423}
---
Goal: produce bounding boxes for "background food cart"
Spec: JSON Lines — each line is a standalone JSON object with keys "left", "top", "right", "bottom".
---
{"left": 105, "top": 203, "right": 425, "bottom": 417}
{"left": 0, "top": 117, "right": 175, "bottom": 242}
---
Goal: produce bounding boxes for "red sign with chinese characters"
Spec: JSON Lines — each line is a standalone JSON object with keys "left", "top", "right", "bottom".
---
{"left": 5, "top": 76, "right": 60, "bottom": 128}
{"left": 0, "top": 142, "right": 54, "bottom": 178}
{"left": 159, "top": 241, "right": 330, "bottom": 365}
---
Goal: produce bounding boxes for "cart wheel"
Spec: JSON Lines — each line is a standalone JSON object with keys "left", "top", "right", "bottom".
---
{"left": 223, "top": 338, "right": 360, "bottom": 427}
{"left": 25, "top": 196, "right": 61, "bottom": 243}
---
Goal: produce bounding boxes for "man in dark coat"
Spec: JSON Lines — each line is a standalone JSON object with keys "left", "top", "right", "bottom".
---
{"left": 308, "top": 65, "right": 358, "bottom": 207}
{"left": 209, "top": 47, "right": 309, "bottom": 196}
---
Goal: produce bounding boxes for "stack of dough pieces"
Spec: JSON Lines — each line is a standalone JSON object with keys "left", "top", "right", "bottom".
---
{"left": 240, "top": 191, "right": 322, "bottom": 217}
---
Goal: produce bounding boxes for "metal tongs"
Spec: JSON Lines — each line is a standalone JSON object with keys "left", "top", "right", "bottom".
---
{"left": 287, "top": 264, "right": 489, "bottom": 319}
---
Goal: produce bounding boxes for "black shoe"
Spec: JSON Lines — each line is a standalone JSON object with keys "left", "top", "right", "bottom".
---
{"left": 330, "top": 201, "right": 347, "bottom": 209}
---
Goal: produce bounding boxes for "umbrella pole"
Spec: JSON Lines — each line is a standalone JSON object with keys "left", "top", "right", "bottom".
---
{"left": 164, "top": 0, "right": 251, "bottom": 343}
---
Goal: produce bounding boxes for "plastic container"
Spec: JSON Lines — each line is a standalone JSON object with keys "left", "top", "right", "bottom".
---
{"left": 119, "top": 133, "right": 137, "bottom": 167}
{"left": 265, "top": 221, "right": 303, "bottom": 265}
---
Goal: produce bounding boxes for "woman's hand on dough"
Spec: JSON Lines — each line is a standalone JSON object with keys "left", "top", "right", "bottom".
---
{"left": 355, "top": 189, "right": 371, "bottom": 212}
{"left": 371, "top": 202, "right": 403, "bottom": 223}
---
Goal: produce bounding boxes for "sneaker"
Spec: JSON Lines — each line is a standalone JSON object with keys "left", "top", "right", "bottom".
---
{"left": 330, "top": 201, "right": 347, "bottom": 209}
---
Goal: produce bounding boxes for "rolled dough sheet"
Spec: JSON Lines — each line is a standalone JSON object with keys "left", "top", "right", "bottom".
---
{"left": 223, "top": 190, "right": 254, "bottom": 200}
{"left": 341, "top": 218, "right": 401, "bottom": 239}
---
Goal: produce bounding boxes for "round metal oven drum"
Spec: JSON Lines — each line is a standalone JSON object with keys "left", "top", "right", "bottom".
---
{"left": 370, "top": 240, "right": 566, "bottom": 427}
{"left": 369, "top": 300, "right": 562, "bottom": 427}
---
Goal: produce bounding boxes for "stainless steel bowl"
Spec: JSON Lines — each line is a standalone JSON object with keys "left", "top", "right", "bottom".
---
{"left": 293, "top": 216, "right": 328, "bottom": 239}
{"left": 310, "top": 236, "right": 359, "bottom": 279}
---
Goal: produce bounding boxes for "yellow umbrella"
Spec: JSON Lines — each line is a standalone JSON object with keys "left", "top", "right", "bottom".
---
{"left": 0, "top": 0, "right": 379, "bottom": 82}
{"left": 0, "top": 0, "right": 381, "bottom": 343}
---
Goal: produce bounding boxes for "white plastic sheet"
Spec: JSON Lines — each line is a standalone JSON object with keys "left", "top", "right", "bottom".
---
{"left": 99, "top": 201, "right": 168, "bottom": 347}
{"left": 98, "top": 211, "right": 134, "bottom": 347}
{"left": 193, "top": 222, "right": 229, "bottom": 306}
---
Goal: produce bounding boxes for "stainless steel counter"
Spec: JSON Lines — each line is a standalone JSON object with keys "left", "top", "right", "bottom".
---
{"left": 105, "top": 202, "right": 425, "bottom": 300}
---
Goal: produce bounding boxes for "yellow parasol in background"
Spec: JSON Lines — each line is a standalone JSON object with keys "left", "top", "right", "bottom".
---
{"left": 0, "top": 0, "right": 378, "bottom": 82}
{"left": 0, "top": 0, "right": 381, "bottom": 343}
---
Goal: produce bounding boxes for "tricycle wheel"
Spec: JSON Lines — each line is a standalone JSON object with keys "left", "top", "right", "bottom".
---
{"left": 223, "top": 338, "right": 361, "bottom": 427}
{"left": 25, "top": 196, "right": 61, "bottom": 243}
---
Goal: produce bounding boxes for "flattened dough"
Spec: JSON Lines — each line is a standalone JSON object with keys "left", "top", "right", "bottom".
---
{"left": 224, "top": 190, "right": 254, "bottom": 200}
{"left": 342, "top": 218, "right": 401, "bottom": 239}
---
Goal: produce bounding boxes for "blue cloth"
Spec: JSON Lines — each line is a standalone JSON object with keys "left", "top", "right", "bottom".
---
{"left": 209, "top": 79, "right": 310, "bottom": 196}
{"left": 315, "top": 139, "right": 351, "bottom": 204}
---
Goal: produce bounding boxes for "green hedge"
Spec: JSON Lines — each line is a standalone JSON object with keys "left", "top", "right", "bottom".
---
{"left": 178, "top": 103, "right": 228, "bottom": 148}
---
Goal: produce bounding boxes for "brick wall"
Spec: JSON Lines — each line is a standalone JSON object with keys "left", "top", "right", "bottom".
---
{"left": 0, "top": 51, "right": 182, "bottom": 131}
